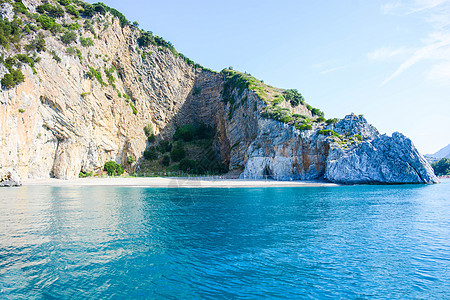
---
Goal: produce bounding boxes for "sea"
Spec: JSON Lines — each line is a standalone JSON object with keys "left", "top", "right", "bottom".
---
{"left": 0, "top": 180, "right": 449, "bottom": 299}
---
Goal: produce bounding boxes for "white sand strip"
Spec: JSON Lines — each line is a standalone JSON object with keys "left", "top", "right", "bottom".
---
{"left": 23, "top": 177, "right": 340, "bottom": 188}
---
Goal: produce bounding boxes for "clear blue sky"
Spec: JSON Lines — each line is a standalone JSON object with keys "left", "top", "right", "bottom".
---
{"left": 89, "top": 0, "right": 450, "bottom": 154}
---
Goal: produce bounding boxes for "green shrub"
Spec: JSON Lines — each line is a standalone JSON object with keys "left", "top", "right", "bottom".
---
{"left": 143, "top": 124, "right": 153, "bottom": 137}
{"left": 315, "top": 116, "right": 326, "bottom": 123}
{"left": 173, "top": 124, "right": 196, "bottom": 142}
{"left": 80, "top": 37, "right": 93, "bottom": 47}
{"left": 157, "top": 140, "right": 172, "bottom": 153}
{"left": 431, "top": 158, "right": 450, "bottom": 176}
{"left": 37, "top": 4, "right": 65, "bottom": 18}
{"left": 0, "top": 18, "right": 22, "bottom": 49}
{"left": 26, "top": 36, "right": 46, "bottom": 52}
{"left": 81, "top": 3, "right": 95, "bottom": 17}
{"left": 1, "top": 74, "right": 15, "bottom": 89}
{"left": 13, "top": 2, "right": 29, "bottom": 15}
{"left": 61, "top": 30, "right": 77, "bottom": 44}
{"left": 86, "top": 66, "right": 106, "bottom": 86}
{"left": 51, "top": 51, "right": 61, "bottom": 62}
{"left": 129, "top": 101, "right": 137, "bottom": 115}
{"left": 161, "top": 154, "right": 170, "bottom": 166}
{"left": 143, "top": 147, "right": 158, "bottom": 161}
{"left": 179, "top": 158, "right": 196, "bottom": 172}
{"left": 1, "top": 68, "right": 25, "bottom": 89}
{"left": 170, "top": 142, "right": 186, "bottom": 162}
{"left": 66, "top": 47, "right": 82, "bottom": 61}
{"left": 79, "top": 171, "right": 93, "bottom": 178}
{"left": 293, "top": 114, "right": 307, "bottom": 121}
{"left": 11, "top": 68, "right": 24, "bottom": 84}
{"left": 326, "top": 118, "right": 339, "bottom": 125}
{"left": 272, "top": 94, "right": 284, "bottom": 105}
{"left": 104, "top": 161, "right": 124, "bottom": 176}
{"left": 83, "top": 20, "right": 95, "bottom": 35}
{"left": 65, "top": 5, "right": 79, "bottom": 17}
{"left": 59, "top": 0, "right": 71, "bottom": 6}
{"left": 105, "top": 66, "right": 116, "bottom": 85}
{"left": 15, "top": 54, "right": 35, "bottom": 67}
{"left": 262, "top": 106, "right": 292, "bottom": 123}
{"left": 37, "top": 14, "right": 57, "bottom": 30}
{"left": 310, "top": 107, "right": 324, "bottom": 117}
{"left": 283, "top": 89, "right": 304, "bottom": 106}
{"left": 296, "top": 124, "right": 312, "bottom": 131}
{"left": 318, "top": 129, "right": 340, "bottom": 138}
{"left": 80, "top": 2, "right": 129, "bottom": 27}
{"left": 127, "top": 156, "right": 136, "bottom": 164}
{"left": 147, "top": 134, "right": 155, "bottom": 143}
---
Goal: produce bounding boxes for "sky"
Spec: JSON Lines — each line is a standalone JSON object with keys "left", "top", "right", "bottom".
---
{"left": 88, "top": 0, "right": 450, "bottom": 154}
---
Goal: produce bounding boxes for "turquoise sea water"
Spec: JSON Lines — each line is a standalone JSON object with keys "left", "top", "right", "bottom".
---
{"left": 0, "top": 180, "right": 449, "bottom": 299}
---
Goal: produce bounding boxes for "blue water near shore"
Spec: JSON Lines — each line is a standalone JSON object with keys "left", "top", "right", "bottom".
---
{"left": 1, "top": 180, "right": 449, "bottom": 299}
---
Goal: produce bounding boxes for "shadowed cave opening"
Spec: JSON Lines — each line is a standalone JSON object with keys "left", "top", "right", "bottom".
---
{"left": 262, "top": 165, "right": 273, "bottom": 179}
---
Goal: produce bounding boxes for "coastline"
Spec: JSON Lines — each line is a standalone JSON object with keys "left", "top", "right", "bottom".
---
{"left": 23, "top": 177, "right": 340, "bottom": 188}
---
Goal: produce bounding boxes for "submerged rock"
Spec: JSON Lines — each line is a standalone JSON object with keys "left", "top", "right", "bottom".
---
{"left": 0, "top": 169, "right": 22, "bottom": 187}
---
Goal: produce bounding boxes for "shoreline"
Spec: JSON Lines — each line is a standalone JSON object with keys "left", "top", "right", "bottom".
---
{"left": 23, "top": 177, "right": 340, "bottom": 188}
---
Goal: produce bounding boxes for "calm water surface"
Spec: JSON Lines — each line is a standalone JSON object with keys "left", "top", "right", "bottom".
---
{"left": 0, "top": 180, "right": 449, "bottom": 299}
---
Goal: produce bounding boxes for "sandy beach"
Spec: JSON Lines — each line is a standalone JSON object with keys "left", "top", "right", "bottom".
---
{"left": 24, "top": 177, "right": 340, "bottom": 188}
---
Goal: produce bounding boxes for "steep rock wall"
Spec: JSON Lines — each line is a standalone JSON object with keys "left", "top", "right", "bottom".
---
{"left": 0, "top": 7, "right": 221, "bottom": 179}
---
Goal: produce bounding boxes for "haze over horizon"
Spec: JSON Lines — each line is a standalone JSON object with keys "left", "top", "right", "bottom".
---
{"left": 88, "top": 0, "right": 450, "bottom": 154}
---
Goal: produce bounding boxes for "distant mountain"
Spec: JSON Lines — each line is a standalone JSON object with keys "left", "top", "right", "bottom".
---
{"left": 429, "top": 144, "right": 450, "bottom": 159}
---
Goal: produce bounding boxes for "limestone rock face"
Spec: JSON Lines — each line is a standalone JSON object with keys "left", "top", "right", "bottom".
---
{"left": 0, "top": 12, "right": 220, "bottom": 179}
{"left": 0, "top": 3, "right": 14, "bottom": 22}
{"left": 240, "top": 113, "right": 438, "bottom": 184}
{"left": 333, "top": 114, "right": 379, "bottom": 139}
{"left": 325, "top": 132, "right": 439, "bottom": 184}
{"left": 323, "top": 115, "right": 438, "bottom": 184}
{"left": 240, "top": 119, "right": 330, "bottom": 180}
{"left": 0, "top": 168, "right": 22, "bottom": 187}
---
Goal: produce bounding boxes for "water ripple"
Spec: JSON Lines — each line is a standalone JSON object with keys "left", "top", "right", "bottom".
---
{"left": 0, "top": 182, "right": 449, "bottom": 298}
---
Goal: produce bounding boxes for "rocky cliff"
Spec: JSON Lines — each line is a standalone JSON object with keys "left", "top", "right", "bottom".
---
{"left": 0, "top": 0, "right": 438, "bottom": 184}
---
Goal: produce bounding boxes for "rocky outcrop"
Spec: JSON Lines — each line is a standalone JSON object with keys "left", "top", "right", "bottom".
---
{"left": 0, "top": 3, "right": 14, "bottom": 22}
{"left": 0, "top": 168, "right": 21, "bottom": 187}
{"left": 325, "top": 116, "right": 438, "bottom": 184}
{"left": 239, "top": 118, "right": 330, "bottom": 180}
{"left": 239, "top": 114, "right": 438, "bottom": 184}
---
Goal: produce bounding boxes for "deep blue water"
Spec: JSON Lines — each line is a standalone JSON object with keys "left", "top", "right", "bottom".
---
{"left": 0, "top": 180, "right": 449, "bottom": 299}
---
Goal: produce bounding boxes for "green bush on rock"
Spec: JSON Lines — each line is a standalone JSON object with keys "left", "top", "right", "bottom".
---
{"left": 318, "top": 129, "right": 340, "bottom": 138}
{"left": 296, "top": 124, "right": 312, "bottom": 131}
{"left": 61, "top": 30, "right": 77, "bottom": 45}
{"left": 1, "top": 69, "right": 25, "bottom": 89}
{"left": 283, "top": 89, "right": 304, "bottom": 106}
